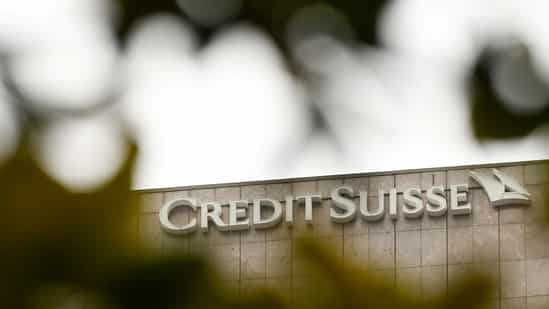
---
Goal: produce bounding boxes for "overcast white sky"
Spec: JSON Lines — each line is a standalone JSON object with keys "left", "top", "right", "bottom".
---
{"left": 1, "top": 0, "right": 549, "bottom": 191}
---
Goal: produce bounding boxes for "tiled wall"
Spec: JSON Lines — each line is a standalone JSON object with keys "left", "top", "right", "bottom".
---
{"left": 135, "top": 162, "right": 549, "bottom": 308}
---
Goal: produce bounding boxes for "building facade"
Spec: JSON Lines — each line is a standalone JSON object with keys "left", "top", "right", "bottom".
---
{"left": 135, "top": 161, "right": 549, "bottom": 308}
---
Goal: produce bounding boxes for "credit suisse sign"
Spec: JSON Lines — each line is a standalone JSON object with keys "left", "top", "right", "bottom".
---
{"left": 159, "top": 169, "right": 530, "bottom": 235}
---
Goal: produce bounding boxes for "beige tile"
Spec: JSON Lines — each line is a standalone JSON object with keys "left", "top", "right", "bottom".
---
{"left": 396, "top": 230, "right": 421, "bottom": 268}
{"left": 421, "top": 265, "right": 447, "bottom": 299}
{"left": 501, "top": 261, "right": 526, "bottom": 298}
{"left": 292, "top": 181, "right": 317, "bottom": 196}
{"left": 208, "top": 205, "right": 240, "bottom": 246}
{"left": 526, "top": 223, "right": 549, "bottom": 259}
{"left": 200, "top": 229, "right": 239, "bottom": 248}
{"left": 294, "top": 200, "right": 341, "bottom": 238}
{"left": 314, "top": 200, "right": 343, "bottom": 237}
{"left": 368, "top": 175, "right": 395, "bottom": 195}
{"left": 395, "top": 173, "right": 421, "bottom": 192}
{"left": 501, "top": 297, "right": 526, "bottom": 309}
{"left": 367, "top": 195, "right": 395, "bottom": 233}
{"left": 501, "top": 166, "right": 525, "bottom": 185}
{"left": 215, "top": 187, "right": 240, "bottom": 204}
{"left": 447, "top": 169, "right": 470, "bottom": 187}
{"left": 448, "top": 168, "right": 485, "bottom": 189}
{"left": 343, "top": 201, "right": 368, "bottom": 236}
{"left": 473, "top": 225, "right": 499, "bottom": 262}
{"left": 266, "top": 240, "right": 292, "bottom": 277}
{"left": 448, "top": 263, "right": 499, "bottom": 299}
{"left": 526, "top": 296, "right": 549, "bottom": 309}
{"left": 500, "top": 224, "right": 525, "bottom": 261}
{"left": 212, "top": 244, "right": 240, "bottom": 281}
{"left": 163, "top": 190, "right": 190, "bottom": 200}
{"left": 266, "top": 183, "right": 292, "bottom": 201}
{"left": 138, "top": 192, "right": 163, "bottom": 213}
{"left": 190, "top": 188, "right": 215, "bottom": 203}
{"left": 469, "top": 168, "right": 493, "bottom": 188}
{"left": 472, "top": 189, "right": 499, "bottom": 226}
{"left": 524, "top": 185, "right": 547, "bottom": 223}
{"left": 292, "top": 198, "right": 315, "bottom": 238}
{"left": 448, "top": 226, "right": 473, "bottom": 264}
{"left": 369, "top": 232, "right": 395, "bottom": 270}
{"left": 241, "top": 185, "right": 266, "bottom": 200}
{"left": 318, "top": 179, "right": 343, "bottom": 198}
{"left": 343, "top": 234, "right": 369, "bottom": 269}
{"left": 421, "top": 229, "right": 447, "bottom": 266}
{"left": 343, "top": 177, "right": 369, "bottom": 193}
{"left": 188, "top": 227, "right": 208, "bottom": 248}
{"left": 240, "top": 201, "right": 266, "bottom": 243}
{"left": 501, "top": 205, "right": 525, "bottom": 224}
{"left": 526, "top": 258, "right": 549, "bottom": 296}
{"left": 422, "top": 209, "right": 447, "bottom": 230}
{"left": 396, "top": 267, "right": 421, "bottom": 296}
{"left": 448, "top": 213, "right": 473, "bottom": 227}
{"left": 448, "top": 263, "right": 473, "bottom": 285}
{"left": 479, "top": 262, "right": 501, "bottom": 299}
{"left": 266, "top": 204, "right": 293, "bottom": 241}
{"left": 240, "top": 228, "right": 265, "bottom": 243}
{"left": 396, "top": 195, "right": 422, "bottom": 231}
{"left": 421, "top": 171, "right": 446, "bottom": 190}
{"left": 448, "top": 187, "right": 473, "bottom": 227}
{"left": 241, "top": 242, "right": 266, "bottom": 279}
{"left": 525, "top": 164, "right": 548, "bottom": 185}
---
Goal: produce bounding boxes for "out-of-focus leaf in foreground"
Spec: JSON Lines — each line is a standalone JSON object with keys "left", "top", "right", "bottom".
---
{"left": 0, "top": 128, "right": 227, "bottom": 309}
{"left": 114, "top": 0, "right": 387, "bottom": 51}
{"left": 470, "top": 42, "right": 549, "bottom": 140}
{"left": 293, "top": 238, "right": 495, "bottom": 309}
{"left": 0, "top": 126, "right": 284, "bottom": 309}
{"left": 0, "top": 127, "right": 136, "bottom": 307}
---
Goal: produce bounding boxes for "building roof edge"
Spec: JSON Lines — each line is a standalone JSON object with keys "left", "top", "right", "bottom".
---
{"left": 134, "top": 159, "right": 549, "bottom": 193}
